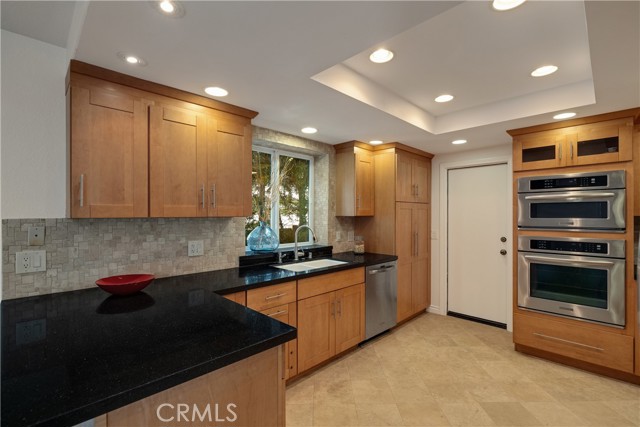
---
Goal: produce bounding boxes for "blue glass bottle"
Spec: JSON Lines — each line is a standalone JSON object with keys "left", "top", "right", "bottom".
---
{"left": 247, "top": 221, "right": 280, "bottom": 252}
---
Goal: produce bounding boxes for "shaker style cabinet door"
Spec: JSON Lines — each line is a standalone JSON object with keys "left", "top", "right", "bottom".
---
{"left": 335, "top": 142, "right": 375, "bottom": 216}
{"left": 149, "top": 105, "right": 207, "bottom": 217}
{"left": 207, "top": 119, "right": 252, "bottom": 217}
{"left": 297, "top": 292, "right": 336, "bottom": 372}
{"left": 70, "top": 86, "right": 149, "bottom": 218}
{"left": 334, "top": 283, "right": 365, "bottom": 353}
{"left": 396, "top": 151, "right": 430, "bottom": 203}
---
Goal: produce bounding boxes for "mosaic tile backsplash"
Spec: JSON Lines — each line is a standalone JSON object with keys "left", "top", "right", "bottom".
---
{"left": 2, "top": 218, "right": 247, "bottom": 300}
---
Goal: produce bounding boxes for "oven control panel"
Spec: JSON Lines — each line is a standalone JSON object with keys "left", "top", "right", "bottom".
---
{"left": 530, "top": 239, "right": 608, "bottom": 254}
{"left": 529, "top": 176, "right": 607, "bottom": 190}
{"left": 518, "top": 236, "right": 625, "bottom": 259}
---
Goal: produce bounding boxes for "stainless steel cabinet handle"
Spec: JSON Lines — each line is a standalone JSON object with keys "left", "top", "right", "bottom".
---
{"left": 558, "top": 145, "right": 562, "bottom": 160}
{"left": 524, "top": 192, "right": 616, "bottom": 200}
{"left": 201, "top": 184, "right": 205, "bottom": 209}
{"left": 369, "top": 266, "right": 396, "bottom": 274}
{"left": 267, "top": 310, "right": 288, "bottom": 317}
{"left": 79, "top": 174, "right": 85, "bottom": 208}
{"left": 265, "top": 292, "right": 287, "bottom": 300}
{"left": 570, "top": 144, "right": 574, "bottom": 159}
{"left": 211, "top": 184, "right": 216, "bottom": 208}
{"left": 524, "top": 255, "right": 614, "bottom": 267}
{"left": 415, "top": 184, "right": 419, "bottom": 198}
{"left": 337, "top": 299, "right": 341, "bottom": 317}
{"left": 533, "top": 332, "right": 603, "bottom": 352}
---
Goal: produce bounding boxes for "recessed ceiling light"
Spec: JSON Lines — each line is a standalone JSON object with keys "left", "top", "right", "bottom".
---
{"left": 151, "top": 0, "right": 185, "bottom": 17}
{"left": 369, "top": 49, "right": 394, "bottom": 64}
{"left": 452, "top": 139, "right": 467, "bottom": 145}
{"left": 553, "top": 112, "right": 576, "bottom": 120}
{"left": 117, "top": 52, "right": 147, "bottom": 66}
{"left": 531, "top": 65, "right": 558, "bottom": 77}
{"left": 369, "top": 140, "right": 383, "bottom": 145}
{"left": 435, "top": 94, "right": 454, "bottom": 103}
{"left": 301, "top": 127, "right": 317, "bottom": 134}
{"left": 492, "top": 0, "right": 526, "bottom": 11}
{"left": 204, "top": 87, "right": 228, "bottom": 97}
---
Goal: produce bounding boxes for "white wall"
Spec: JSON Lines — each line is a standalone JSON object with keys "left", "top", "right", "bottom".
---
{"left": 1, "top": 30, "right": 68, "bottom": 219}
{"left": 430, "top": 144, "right": 513, "bottom": 318}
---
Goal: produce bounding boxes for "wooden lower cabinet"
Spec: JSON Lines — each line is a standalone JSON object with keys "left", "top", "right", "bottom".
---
{"left": 222, "top": 291, "right": 246, "bottom": 305}
{"left": 297, "top": 282, "right": 365, "bottom": 373}
{"left": 395, "top": 202, "right": 430, "bottom": 323}
{"left": 105, "top": 346, "right": 285, "bottom": 427}
{"left": 261, "top": 303, "right": 298, "bottom": 379}
{"left": 246, "top": 283, "right": 297, "bottom": 379}
{"left": 514, "top": 312, "right": 634, "bottom": 373}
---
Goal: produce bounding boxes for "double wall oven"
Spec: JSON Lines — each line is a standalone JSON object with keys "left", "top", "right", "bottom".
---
{"left": 517, "top": 170, "right": 627, "bottom": 327}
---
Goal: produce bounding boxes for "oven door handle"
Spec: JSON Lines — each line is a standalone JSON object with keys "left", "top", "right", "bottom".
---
{"left": 523, "top": 255, "right": 615, "bottom": 267}
{"left": 524, "top": 192, "right": 617, "bottom": 201}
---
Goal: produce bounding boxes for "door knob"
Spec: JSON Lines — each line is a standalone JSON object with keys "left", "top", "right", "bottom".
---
{"left": 500, "top": 237, "right": 507, "bottom": 242}
{"left": 500, "top": 249, "right": 507, "bottom": 255}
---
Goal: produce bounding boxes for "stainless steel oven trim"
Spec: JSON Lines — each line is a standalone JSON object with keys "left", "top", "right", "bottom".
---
{"left": 517, "top": 251, "right": 625, "bottom": 327}
{"left": 517, "top": 170, "right": 625, "bottom": 193}
{"left": 517, "top": 236, "right": 625, "bottom": 259}
{"left": 517, "top": 189, "right": 626, "bottom": 231}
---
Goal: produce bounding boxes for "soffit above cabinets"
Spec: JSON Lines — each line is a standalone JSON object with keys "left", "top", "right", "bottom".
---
{"left": 1, "top": 1, "right": 638, "bottom": 155}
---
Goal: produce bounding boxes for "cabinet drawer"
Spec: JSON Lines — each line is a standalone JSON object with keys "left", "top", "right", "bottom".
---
{"left": 298, "top": 267, "right": 364, "bottom": 300}
{"left": 247, "top": 281, "right": 296, "bottom": 311}
{"left": 514, "top": 313, "right": 634, "bottom": 373}
{"left": 260, "top": 303, "right": 295, "bottom": 325}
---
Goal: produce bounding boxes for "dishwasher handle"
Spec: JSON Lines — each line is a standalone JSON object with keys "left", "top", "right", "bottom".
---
{"left": 368, "top": 265, "right": 396, "bottom": 274}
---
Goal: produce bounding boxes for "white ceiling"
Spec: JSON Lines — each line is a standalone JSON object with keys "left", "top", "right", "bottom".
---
{"left": 2, "top": 1, "right": 639, "bottom": 155}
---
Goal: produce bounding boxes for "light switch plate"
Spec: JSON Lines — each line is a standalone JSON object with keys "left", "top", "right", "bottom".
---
{"left": 188, "top": 240, "right": 204, "bottom": 257}
{"left": 28, "top": 226, "right": 45, "bottom": 246}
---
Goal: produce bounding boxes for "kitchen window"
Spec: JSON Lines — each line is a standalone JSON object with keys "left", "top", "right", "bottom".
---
{"left": 246, "top": 147, "right": 314, "bottom": 246}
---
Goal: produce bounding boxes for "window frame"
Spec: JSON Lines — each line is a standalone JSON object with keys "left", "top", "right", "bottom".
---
{"left": 249, "top": 146, "right": 315, "bottom": 249}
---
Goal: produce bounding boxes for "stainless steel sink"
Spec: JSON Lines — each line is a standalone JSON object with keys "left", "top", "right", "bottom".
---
{"left": 272, "top": 259, "right": 348, "bottom": 272}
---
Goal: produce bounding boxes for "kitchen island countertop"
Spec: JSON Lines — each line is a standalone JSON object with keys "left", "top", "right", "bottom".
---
{"left": 1, "top": 251, "right": 395, "bottom": 427}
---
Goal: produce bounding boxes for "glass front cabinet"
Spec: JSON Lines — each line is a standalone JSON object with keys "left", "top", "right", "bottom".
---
{"left": 513, "top": 117, "right": 633, "bottom": 171}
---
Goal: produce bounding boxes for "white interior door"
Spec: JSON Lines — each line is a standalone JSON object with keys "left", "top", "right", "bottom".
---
{"left": 448, "top": 163, "right": 509, "bottom": 326}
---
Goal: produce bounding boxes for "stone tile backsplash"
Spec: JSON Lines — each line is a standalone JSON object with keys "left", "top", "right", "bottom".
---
{"left": 2, "top": 218, "right": 247, "bottom": 300}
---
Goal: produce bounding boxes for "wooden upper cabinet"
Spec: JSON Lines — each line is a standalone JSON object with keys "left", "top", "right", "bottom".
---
{"left": 70, "top": 85, "right": 149, "bottom": 218}
{"left": 150, "top": 105, "right": 207, "bottom": 217}
{"left": 208, "top": 119, "right": 252, "bottom": 217}
{"left": 150, "top": 106, "right": 252, "bottom": 218}
{"left": 68, "top": 61, "right": 257, "bottom": 219}
{"left": 512, "top": 115, "right": 634, "bottom": 171}
{"left": 396, "top": 151, "right": 430, "bottom": 203}
{"left": 335, "top": 142, "right": 374, "bottom": 216}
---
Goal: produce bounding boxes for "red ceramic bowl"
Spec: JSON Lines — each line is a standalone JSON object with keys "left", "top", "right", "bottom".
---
{"left": 96, "top": 274, "right": 155, "bottom": 296}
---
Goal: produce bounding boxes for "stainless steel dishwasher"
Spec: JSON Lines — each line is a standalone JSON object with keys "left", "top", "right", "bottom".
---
{"left": 365, "top": 261, "right": 397, "bottom": 340}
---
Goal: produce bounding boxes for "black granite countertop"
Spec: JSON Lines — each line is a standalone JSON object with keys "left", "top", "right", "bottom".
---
{"left": 1, "top": 251, "right": 395, "bottom": 427}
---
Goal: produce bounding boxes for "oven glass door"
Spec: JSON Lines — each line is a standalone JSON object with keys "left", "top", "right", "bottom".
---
{"left": 517, "top": 189, "right": 625, "bottom": 230}
{"left": 518, "top": 252, "right": 625, "bottom": 326}
{"left": 529, "top": 262, "right": 607, "bottom": 308}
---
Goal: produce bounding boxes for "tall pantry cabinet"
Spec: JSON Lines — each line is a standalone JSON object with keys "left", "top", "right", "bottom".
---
{"left": 355, "top": 144, "right": 433, "bottom": 323}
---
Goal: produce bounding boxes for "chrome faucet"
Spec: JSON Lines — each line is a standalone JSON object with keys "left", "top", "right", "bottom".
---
{"left": 294, "top": 225, "right": 317, "bottom": 261}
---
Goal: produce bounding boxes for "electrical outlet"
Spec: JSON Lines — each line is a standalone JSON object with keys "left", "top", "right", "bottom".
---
{"left": 188, "top": 240, "right": 204, "bottom": 257}
{"left": 15, "top": 250, "right": 46, "bottom": 274}
{"left": 347, "top": 231, "right": 354, "bottom": 242}
{"left": 336, "top": 231, "right": 342, "bottom": 241}
{"left": 28, "top": 226, "right": 45, "bottom": 246}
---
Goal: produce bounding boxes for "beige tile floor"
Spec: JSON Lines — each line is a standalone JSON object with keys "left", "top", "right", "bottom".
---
{"left": 285, "top": 313, "right": 640, "bottom": 427}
